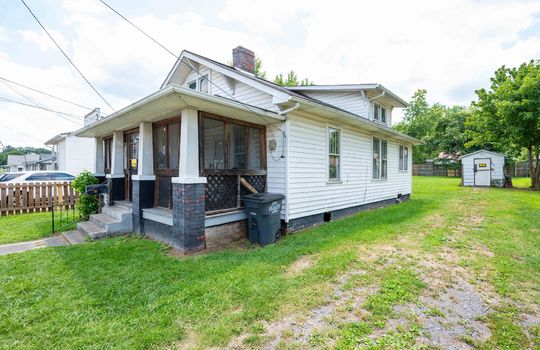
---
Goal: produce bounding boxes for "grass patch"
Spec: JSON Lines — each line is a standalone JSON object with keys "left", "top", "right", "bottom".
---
{"left": 0, "top": 177, "right": 538, "bottom": 349}
{"left": 0, "top": 210, "right": 79, "bottom": 244}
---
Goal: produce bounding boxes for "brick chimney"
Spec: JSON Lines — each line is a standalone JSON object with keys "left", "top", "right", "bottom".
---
{"left": 232, "top": 46, "right": 255, "bottom": 74}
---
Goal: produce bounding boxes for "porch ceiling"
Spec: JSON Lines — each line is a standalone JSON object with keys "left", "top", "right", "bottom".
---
{"left": 75, "top": 85, "right": 285, "bottom": 138}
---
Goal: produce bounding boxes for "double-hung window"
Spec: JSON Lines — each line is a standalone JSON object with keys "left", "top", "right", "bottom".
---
{"left": 399, "top": 145, "right": 409, "bottom": 171}
{"left": 373, "top": 103, "right": 387, "bottom": 124}
{"left": 373, "top": 137, "right": 388, "bottom": 179}
{"left": 328, "top": 127, "right": 341, "bottom": 181}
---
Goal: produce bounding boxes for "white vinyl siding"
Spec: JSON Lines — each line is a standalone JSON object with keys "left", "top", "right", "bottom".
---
{"left": 54, "top": 136, "right": 96, "bottom": 175}
{"left": 285, "top": 113, "right": 412, "bottom": 220}
{"left": 300, "top": 91, "right": 370, "bottom": 118}
{"left": 266, "top": 122, "right": 287, "bottom": 219}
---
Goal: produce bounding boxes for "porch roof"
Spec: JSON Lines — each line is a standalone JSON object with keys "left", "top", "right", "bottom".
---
{"left": 75, "top": 85, "right": 285, "bottom": 138}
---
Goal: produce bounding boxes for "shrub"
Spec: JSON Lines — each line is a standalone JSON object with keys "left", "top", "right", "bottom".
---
{"left": 72, "top": 171, "right": 100, "bottom": 220}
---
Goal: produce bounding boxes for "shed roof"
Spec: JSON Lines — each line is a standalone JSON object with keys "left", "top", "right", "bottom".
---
{"left": 459, "top": 150, "right": 506, "bottom": 160}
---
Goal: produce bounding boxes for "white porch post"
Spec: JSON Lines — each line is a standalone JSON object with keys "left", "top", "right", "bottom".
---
{"left": 133, "top": 122, "right": 155, "bottom": 180}
{"left": 109, "top": 131, "right": 124, "bottom": 177}
{"left": 94, "top": 137, "right": 105, "bottom": 177}
{"left": 174, "top": 108, "right": 206, "bottom": 183}
{"left": 132, "top": 122, "right": 155, "bottom": 233}
{"left": 107, "top": 130, "right": 125, "bottom": 201}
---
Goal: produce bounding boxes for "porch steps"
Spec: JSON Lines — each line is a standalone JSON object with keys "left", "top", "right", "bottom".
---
{"left": 76, "top": 204, "right": 133, "bottom": 241}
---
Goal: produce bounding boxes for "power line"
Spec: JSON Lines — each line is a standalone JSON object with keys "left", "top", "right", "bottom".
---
{"left": 97, "top": 0, "right": 285, "bottom": 137}
{"left": 0, "top": 96, "right": 83, "bottom": 123}
{"left": 0, "top": 123, "right": 46, "bottom": 143}
{"left": 19, "top": 0, "right": 115, "bottom": 112}
{"left": 0, "top": 76, "right": 94, "bottom": 111}
{"left": 0, "top": 81, "right": 82, "bottom": 124}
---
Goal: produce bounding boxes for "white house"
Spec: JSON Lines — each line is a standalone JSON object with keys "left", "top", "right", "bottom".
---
{"left": 73, "top": 46, "right": 420, "bottom": 252}
{"left": 6, "top": 153, "right": 54, "bottom": 172}
{"left": 45, "top": 109, "right": 103, "bottom": 175}
{"left": 460, "top": 150, "right": 506, "bottom": 187}
{"left": 45, "top": 132, "right": 96, "bottom": 175}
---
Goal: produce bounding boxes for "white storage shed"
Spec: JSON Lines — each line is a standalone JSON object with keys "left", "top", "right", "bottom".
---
{"left": 460, "top": 150, "right": 505, "bottom": 187}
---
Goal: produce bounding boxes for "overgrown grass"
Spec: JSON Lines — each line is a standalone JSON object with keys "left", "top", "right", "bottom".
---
{"left": 512, "top": 177, "right": 532, "bottom": 189}
{"left": 0, "top": 210, "right": 79, "bottom": 244}
{"left": 0, "top": 177, "right": 538, "bottom": 349}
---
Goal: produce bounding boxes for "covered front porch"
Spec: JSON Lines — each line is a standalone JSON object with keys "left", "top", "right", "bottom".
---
{"left": 78, "top": 85, "right": 284, "bottom": 252}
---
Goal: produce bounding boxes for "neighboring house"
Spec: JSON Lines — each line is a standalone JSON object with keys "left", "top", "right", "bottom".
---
{"left": 45, "top": 109, "right": 101, "bottom": 175}
{"left": 6, "top": 153, "right": 54, "bottom": 171}
{"left": 74, "top": 46, "right": 420, "bottom": 252}
{"left": 45, "top": 132, "right": 96, "bottom": 175}
{"left": 460, "top": 150, "right": 505, "bottom": 187}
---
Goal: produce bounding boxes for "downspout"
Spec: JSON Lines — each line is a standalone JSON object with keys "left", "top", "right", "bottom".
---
{"left": 278, "top": 102, "right": 300, "bottom": 116}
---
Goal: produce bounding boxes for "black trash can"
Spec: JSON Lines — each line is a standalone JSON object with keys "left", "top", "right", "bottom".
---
{"left": 243, "top": 193, "right": 285, "bottom": 246}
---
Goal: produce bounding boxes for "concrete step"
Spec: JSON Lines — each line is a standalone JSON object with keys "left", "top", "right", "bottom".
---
{"left": 77, "top": 221, "right": 107, "bottom": 240}
{"left": 63, "top": 230, "right": 88, "bottom": 244}
{"left": 102, "top": 205, "right": 132, "bottom": 223}
{"left": 90, "top": 213, "right": 131, "bottom": 235}
{"left": 113, "top": 201, "right": 132, "bottom": 210}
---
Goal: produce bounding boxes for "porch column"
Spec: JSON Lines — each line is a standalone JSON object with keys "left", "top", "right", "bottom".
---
{"left": 171, "top": 108, "right": 207, "bottom": 252}
{"left": 106, "top": 130, "right": 125, "bottom": 201}
{"left": 94, "top": 137, "right": 106, "bottom": 182}
{"left": 132, "top": 122, "right": 155, "bottom": 234}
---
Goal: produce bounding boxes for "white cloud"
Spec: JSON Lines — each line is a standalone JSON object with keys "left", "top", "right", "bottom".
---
{"left": 18, "top": 29, "right": 69, "bottom": 53}
{"left": 2, "top": 0, "right": 540, "bottom": 147}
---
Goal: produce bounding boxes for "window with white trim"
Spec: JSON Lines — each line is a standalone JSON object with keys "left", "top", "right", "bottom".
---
{"left": 373, "top": 103, "right": 387, "bottom": 124}
{"left": 188, "top": 80, "right": 197, "bottom": 90}
{"left": 328, "top": 127, "right": 341, "bottom": 180}
{"left": 399, "top": 145, "right": 409, "bottom": 171}
{"left": 373, "top": 137, "right": 388, "bottom": 179}
{"left": 198, "top": 75, "right": 209, "bottom": 93}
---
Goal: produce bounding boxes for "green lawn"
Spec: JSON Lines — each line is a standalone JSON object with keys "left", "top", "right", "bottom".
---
{"left": 512, "top": 176, "right": 533, "bottom": 189}
{"left": 0, "top": 177, "right": 538, "bottom": 349}
{"left": 0, "top": 210, "right": 79, "bottom": 245}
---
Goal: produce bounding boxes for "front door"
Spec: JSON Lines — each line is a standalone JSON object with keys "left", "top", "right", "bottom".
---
{"left": 124, "top": 131, "right": 139, "bottom": 201}
{"left": 474, "top": 158, "right": 491, "bottom": 186}
{"left": 153, "top": 119, "right": 180, "bottom": 208}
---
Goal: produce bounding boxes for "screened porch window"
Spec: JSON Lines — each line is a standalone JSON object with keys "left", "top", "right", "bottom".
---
{"left": 373, "top": 137, "right": 388, "bottom": 179}
{"left": 104, "top": 137, "right": 112, "bottom": 174}
{"left": 201, "top": 115, "right": 264, "bottom": 172}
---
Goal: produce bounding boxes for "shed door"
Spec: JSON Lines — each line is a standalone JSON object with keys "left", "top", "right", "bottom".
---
{"left": 474, "top": 158, "right": 491, "bottom": 186}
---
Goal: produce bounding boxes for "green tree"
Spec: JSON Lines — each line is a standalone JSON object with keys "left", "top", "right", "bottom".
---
{"left": 254, "top": 57, "right": 266, "bottom": 79}
{"left": 394, "top": 90, "right": 473, "bottom": 164}
{"left": 466, "top": 60, "right": 540, "bottom": 189}
{"left": 273, "top": 70, "right": 313, "bottom": 86}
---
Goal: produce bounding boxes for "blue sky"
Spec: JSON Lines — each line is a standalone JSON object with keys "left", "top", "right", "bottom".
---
{"left": 1, "top": 0, "right": 540, "bottom": 147}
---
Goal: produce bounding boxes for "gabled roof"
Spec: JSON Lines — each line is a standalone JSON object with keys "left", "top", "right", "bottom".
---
{"left": 459, "top": 150, "right": 506, "bottom": 159}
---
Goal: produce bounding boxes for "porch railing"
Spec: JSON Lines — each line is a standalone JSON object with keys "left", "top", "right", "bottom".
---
{"left": 205, "top": 173, "right": 266, "bottom": 214}
{"left": 0, "top": 182, "right": 77, "bottom": 216}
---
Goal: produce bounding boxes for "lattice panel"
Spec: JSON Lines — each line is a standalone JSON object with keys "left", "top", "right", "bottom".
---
{"left": 206, "top": 175, "right": 238, "bottom": 211}
{"left": 244, "top": 175, "right": 267, "bottom": 193}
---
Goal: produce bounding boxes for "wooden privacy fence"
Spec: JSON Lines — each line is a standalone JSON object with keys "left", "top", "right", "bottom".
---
{"left": 505, "top": 161, "right": 530, "bottom": 177}
{"left": 412, "top": 163, "right": 461, "bottom": 177}
{"left": 0, "top": 182, "right": 77, "bottom": 216}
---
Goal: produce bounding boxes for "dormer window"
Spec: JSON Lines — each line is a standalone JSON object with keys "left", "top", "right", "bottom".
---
{"left": 374, "top": 103, "right": 387, "bottom": 124}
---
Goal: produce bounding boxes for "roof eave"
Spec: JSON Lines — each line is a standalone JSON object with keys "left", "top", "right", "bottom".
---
{"left": 290, "top": 96, "right": 421, "bottom": 145}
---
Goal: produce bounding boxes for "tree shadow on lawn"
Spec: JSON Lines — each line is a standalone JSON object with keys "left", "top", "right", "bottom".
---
{"left": 0, "top": 196, "right": 440, "bottom": 349}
